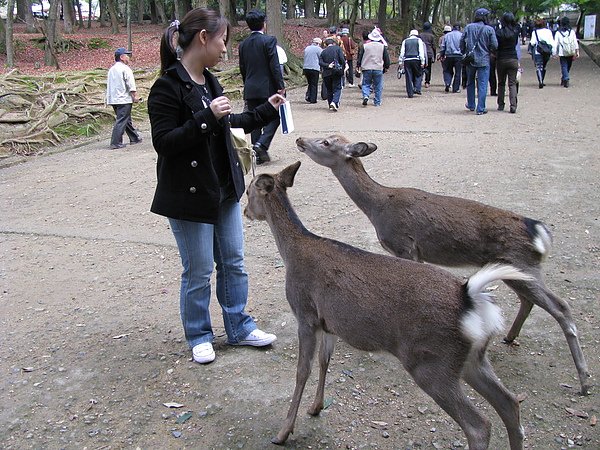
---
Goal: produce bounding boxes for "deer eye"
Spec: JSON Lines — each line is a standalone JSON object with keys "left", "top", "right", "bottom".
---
{"left": 323, "top": 140, "right": 330, "bottom": 147}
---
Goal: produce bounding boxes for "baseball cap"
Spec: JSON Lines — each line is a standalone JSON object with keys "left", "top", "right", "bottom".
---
{"left": 474, "top": 7, "right": 490, "bottom": 17}
{"left": 409, "top": 29, "right": 419, "bottom": 37}
{"left": 444, "top": 25, "right": 452, "bottom": 32}
{"left": 312, "top": 37, "right": 322, "bottom": 44}
{"left": 115, "top": 47, "right": 132, "bottom": 58}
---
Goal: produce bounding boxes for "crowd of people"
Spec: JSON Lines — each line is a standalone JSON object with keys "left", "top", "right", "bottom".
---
{"left": 300, "top": 9, "right": 580, "bottom": 116}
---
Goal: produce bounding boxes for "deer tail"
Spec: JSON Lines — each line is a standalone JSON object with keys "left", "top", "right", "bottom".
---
{"left": 461, "top": 264, "right": 533, "bottom": 349}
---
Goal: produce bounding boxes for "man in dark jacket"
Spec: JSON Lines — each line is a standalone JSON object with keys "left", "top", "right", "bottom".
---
{"left": 238, "top": 9, "right": 285, "bottom": 164}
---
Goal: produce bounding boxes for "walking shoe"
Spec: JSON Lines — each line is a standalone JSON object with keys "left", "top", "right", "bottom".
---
{"left": 498, "top": 104, "right": 505, "bottom": 111}
{"left": 445, "top": 85, "right": 450, "bottom": 93}
{"left": 232, "top": 329, "right": 277, "bottom": 347}
{"left": 424, "top": 82, "right": 430, "bottom": 88}
{"left": 476, "top": 109, "right": 488, "bottom": 115}
{"left": 509, "top": 106, "right": 517, "bottom": 113}
{"left": 362, "top": 97, "right": 368, "bottom": 106}
{"left": 452, "top": 89, "right": 461, "bottom": 93}
{"left": 347, "top": 83, "right": 355, "bottom": 88}
{"left": 110, "top": 143, "right": 127, "bottom": 149}
{"left": 465, "top": 104, "right": 475, "bottom": 112}
{"left": 253, "top": 144, "right": 271, "bottom": 165}
{"left": 560, "top": 79, "right": 565, "bottom": 86}
{"left": 414, "top": 91, "right": 422, "bottom": 95}
{"left": 130, "top": 138, "right": 143, "bottom": 145}
{"left": 192, "top": 342, "right": 215, "bottom": 364}
{"left": 329, "top": 102, "right": 338, "bottom": 111}
{"left": 564, "top": 80, "right": 569, "bottom": 88}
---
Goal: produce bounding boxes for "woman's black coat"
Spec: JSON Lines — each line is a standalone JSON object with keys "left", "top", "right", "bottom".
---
{"left": 148, "top": 63, "right": 278, "bottom": 224}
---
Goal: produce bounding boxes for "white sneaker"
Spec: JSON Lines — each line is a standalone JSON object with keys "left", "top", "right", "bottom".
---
{"left": 234, "top": 329, "right": 277, "bottom": 347}
{"left": 329, "top": 102, "right": 338, "bottom": 111}
{"left": 192, "top": 342, "right": 215, "bottom": 364}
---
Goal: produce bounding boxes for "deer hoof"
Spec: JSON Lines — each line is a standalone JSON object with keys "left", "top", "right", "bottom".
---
{"left": 271, "top": 430, "right": 291, "bottom": 445}
{"left": 502, "top": 337, "right": 520, "bottom": 347}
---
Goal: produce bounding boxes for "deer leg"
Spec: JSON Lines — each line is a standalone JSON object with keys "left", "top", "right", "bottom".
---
{"left": 308, "top": 332, "right": 336, "bottom": 416}
{"left": 272, "top": 326, "right": 318, "bottom": 445}
{"left": 505, "top": 279, "right": 590, "bottom": 395}
{"left": 503, "top": 291, "right": 534, "bottom": 343}
{"left": 408, "top": 360, "right": 491, "bottom": 450}
{"left": 463, "top": 351, "right": 524, "bottom": 450}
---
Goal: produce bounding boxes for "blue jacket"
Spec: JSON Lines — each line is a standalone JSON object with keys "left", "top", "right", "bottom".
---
{"left": 460, "top": 22, "right": 498, "bottom": 67}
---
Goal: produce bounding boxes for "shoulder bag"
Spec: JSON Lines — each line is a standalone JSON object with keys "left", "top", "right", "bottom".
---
{"left": 534, "top": 30, "right": 553, "bottom": 57}
{"left": 462, "top": 26, "right": 484, "bottom": 65}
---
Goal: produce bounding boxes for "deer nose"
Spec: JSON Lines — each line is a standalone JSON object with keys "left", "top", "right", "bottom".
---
{"left": 296, "top": 137, "right": 303, "bottom": 144}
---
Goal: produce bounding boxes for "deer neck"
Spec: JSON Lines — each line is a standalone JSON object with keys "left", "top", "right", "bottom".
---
{"left": 332, "top": 159, "right": 382, "bottom": 218}
{"left": 264, "top": 190, "right": 314, "bottom": 261}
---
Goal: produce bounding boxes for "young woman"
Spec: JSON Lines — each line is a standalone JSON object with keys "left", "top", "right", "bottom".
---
{"left": 148, "top": 8, "right": 285, "bottom": 364}
{"left": 495, "top": 12, "right": 520, "bottom": 113}
{"left": 529, "top": 18, "right": 555, "bottom": 88}
{"left": 554, "top": 17, "right": 580, "bottom": 87}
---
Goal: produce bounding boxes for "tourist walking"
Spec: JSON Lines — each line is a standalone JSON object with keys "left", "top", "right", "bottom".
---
{"left": 420, "top": 22, "right": 436, "bottom": 88}
{"left": 106, "top": 47, "right": 142, "bottom": 149}
{"left": 357, "top": 28, "right": 390, "bottom": 106}
{"left": 553, "top": 17, "right": 579, "bottom": 87}
{"left": 303, "top": 37, "right": 323, "bottom": 103}
{"left": 460, "top": 8, "right": 498, "bottom": 115}
{"left": 340, "top": 28, "right": 357, "bottom": 86}
{"left": 439, "top": 24, "right": 463, "bottom": 93}
{"left": 495, "top": 12, "right": 520, "bottom": 113}
{"left": 238, "top": 9, "right": 285, "bottom": 164}
{"left": 319, "top": 37, "right": 346, "bottom": 111}
{"left": 529, "top": 18, "right": 555, "bottom": 89}
{"left": 399, "top": 29, "right": 426, "bottom": 98}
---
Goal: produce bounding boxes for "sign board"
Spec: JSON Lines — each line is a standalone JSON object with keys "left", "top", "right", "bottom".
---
{"left": 584, "top": 15, "right": 596, "bottom": 39}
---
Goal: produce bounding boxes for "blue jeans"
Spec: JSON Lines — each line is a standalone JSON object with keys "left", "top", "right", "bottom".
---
{"left": 559, "top": 56, "right": 574, "bottom": 81}
{"left": 361, "top": 70, "right": 384, "bottom": 105}
{"left": 168, "top": 198, "right": 256, "bottom": 348}
{"left": 323, "top": 75, "right": 342, "bottom": 106}
{"left": 465, "top": 64, "right": 490, "bottom": 113}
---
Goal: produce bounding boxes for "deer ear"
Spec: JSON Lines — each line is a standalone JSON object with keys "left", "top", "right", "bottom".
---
{"left": 255, "top": 175, "right": 275, "bottom": 194}
{"left": 348, "top": 142, "right": 377, "bottom": 157}
{"left": 278, "top": 161, "right": 301, "bottom": 188}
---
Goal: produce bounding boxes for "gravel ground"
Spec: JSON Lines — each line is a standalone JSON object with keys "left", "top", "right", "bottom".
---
{"left": 1, "top": 47, "right": 599, "bottom": 449}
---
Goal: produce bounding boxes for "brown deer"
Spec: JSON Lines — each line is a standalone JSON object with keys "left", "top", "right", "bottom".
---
{"left": 245, "top": 161, "right": 531, "bottom": 449}
{"left": 295, "top": 134, "right": 590, "bottom": 395}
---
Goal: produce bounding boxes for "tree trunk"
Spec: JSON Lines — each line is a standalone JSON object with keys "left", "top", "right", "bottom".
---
{"left": 88, "top": 0, "right": 93, "bottom": 27}
{"left": 6, "top": 0, "right": 16, "bottom": 67}
{"left": 106, "top": 0, "right": 120, "bottom": 33}
{"left": 266, "top": 0, "right": 284, "bottom": 45}
{"left": 348, "top": 0, "right": 359, "bottom": 36}
{"left": 305, "top": 0, "right": 315, "bottom": 18}
{"left": 17, "top": 0, "right": 36, "bottom": 33}
{"left": 218, "top": 0, "right": 233, "bottom": 59}
{"left": 377, "top": 0, "right": 387, "bottom": 33}
{"left": 325, "top": 0, "right": 333, "bottom": 25}
{"left": 155, "top": 0, "right": 167, "bottom": 23}
{"left": 62, "top": 0, "right": 75, "bottom": 33}
{"left": 44, "top": 0, "right": 61, "bottom": 68}
{"left": 137, "top": 0, "right": 145, "bottom": 23}
{"left": 286, "top": 0, "right": 295, "bottom": 19}
{"left": 76, "top": 0, "right": 84, "bottom": 28}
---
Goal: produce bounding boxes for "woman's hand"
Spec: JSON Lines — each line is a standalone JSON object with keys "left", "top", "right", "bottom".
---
{"left": 268, "top": 94, "right": 286, "bottom": 110}
{"left": 210, "top": 96, "right": 232, "bottom": 120}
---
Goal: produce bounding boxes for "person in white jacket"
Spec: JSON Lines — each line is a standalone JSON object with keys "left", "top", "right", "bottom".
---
{"left": 553, "top": 17, "right": 580, "bottom": 88}
{"left": 529, "top": 19, "right": 555, "bottom": 88}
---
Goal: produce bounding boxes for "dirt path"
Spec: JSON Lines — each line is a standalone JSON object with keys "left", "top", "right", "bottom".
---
{"left": 1, "top": 48, "right": 599, "bottom": 449}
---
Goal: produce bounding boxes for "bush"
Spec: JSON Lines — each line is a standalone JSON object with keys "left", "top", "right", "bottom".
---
{"left": 87, "top": 38, "right": 110, "bottom": 50}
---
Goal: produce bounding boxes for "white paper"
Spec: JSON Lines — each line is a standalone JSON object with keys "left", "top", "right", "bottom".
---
{"left": 280, "top": 102, "right": 294, "bottom": 134}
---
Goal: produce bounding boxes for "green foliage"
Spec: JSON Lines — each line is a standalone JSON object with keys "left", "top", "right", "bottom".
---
{"left": 87, "top": 37, "right": 111, "bottom": 50}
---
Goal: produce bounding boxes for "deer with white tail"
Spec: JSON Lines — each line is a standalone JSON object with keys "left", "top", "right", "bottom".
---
{"left": 296, "top": 135, "right": 591, "bottom": 396}
{"left": 244, "top": 162, "right": 532, "bottom": 449}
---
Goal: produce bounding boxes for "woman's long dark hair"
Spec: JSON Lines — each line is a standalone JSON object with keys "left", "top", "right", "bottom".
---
{"left": 497, "top": 12, "right": 518, "bottom": 40}
{"left": 159, "top": 8, "right": 230, "bottom": 74}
